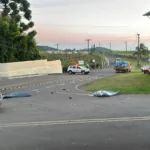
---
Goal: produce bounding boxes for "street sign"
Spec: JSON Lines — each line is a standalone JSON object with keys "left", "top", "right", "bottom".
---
{"left": 79, "top": 60, "right": 84, "bottom": 65}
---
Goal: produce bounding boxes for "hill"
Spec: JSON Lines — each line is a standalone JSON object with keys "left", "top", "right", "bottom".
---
{"left": 37, "top": 45, "right": 112, "bottom": 53}
{"left": 37, "top": 45, "right": 57, "bottom": 51}
{"left": 95, "top": 47, "right": 112, "bottom": 52}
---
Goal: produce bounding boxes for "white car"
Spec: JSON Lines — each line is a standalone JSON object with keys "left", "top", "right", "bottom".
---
{"left": 67, "top": 65, "right": 90, "bottom": 74}
{"left": 141, "top": 65, "right": 150, "bottom": 72}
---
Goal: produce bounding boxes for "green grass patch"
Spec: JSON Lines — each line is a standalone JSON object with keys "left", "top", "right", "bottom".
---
{"left": 84, "top": 68, "right": 150, "bottom": 94}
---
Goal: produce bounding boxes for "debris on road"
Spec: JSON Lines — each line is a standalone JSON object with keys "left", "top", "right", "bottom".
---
{"left": 69, "top": 97, "right": 72, "bottom": 99}
{"left": 93, "top": 90, "right": 119, "bottom": 97}
{"left": 62, "top": 89, "right": 70, "bottom": 92}
{"left": 0, "top": 92, "right": 3, "bottom": 105}
{"left": 3, "top": 92, "right": 31, "bottom": 99}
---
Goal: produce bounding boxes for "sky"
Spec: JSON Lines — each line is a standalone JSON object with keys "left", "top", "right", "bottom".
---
{"left": 28, "top": 0, "right": 150, "bottom": 50}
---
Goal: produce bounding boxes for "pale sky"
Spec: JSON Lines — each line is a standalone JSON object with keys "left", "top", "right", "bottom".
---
{"left": 28, "top": 0, "right": 150, "bottom": 50}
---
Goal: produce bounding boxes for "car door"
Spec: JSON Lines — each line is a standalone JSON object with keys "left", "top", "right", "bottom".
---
{"left": 72, "top": 66, "right": 77, "bottom": 73}
{"left": 77, "top": 66, "right": 82, "bottom": 73}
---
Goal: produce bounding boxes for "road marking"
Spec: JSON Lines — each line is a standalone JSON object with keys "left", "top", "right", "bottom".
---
{"left": 46, "top": 86, "right": 54, "bottom": 88}
{"left": 59, "top": 83, "right": 65, "bottom": 85}
{"left": 32, "top": 89, "right": 39, "bottom": 92}
{"left": 75, "top": 77, "right": 103, "bottom": 92}
{"left": 1, "top": 116, "right": 150, "bottom": 128}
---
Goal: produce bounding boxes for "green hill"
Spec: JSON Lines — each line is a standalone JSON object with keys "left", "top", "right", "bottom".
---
{"left": 37, "top": 45, "right": 57, "bottom": 51}
{"left": 95, "top": 47, "right": 112, "bottom": 52}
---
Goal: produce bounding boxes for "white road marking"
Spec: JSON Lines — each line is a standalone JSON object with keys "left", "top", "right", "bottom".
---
{"left": 32, "top": 89, "right": 39, "bottom": 92}
{"left": 75, "top": 77, "right": 103, "bottom": 92}
{"left": 1, "top": 116, "right": 150, "bottom": 128}
{"left": 46, "top": 86, "right": 54, "bottom": 88}
{"left": 59, "top": 83, "right": 65, "bottom": 85}
{"left": 75, "top": 83, "right": 86, "bottom": 92}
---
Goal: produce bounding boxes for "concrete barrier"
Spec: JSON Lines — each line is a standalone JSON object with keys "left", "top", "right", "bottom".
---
{"left": 0, "top": 59, "right": 62, "bottom": 77}
{"left": 47, "top": 60, "right": 62, "bottom": 74}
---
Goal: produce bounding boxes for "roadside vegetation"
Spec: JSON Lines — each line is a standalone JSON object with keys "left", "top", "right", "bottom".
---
{"left": 84, "top": 68, "right": 150, "bottom": 94}
{"left": 84, "top": 45, "right": 150, "bottom": 94}
{"left": 40, "top": 51, "right": 106, "bottom": 72}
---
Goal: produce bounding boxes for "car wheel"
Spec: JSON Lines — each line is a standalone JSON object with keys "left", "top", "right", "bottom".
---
{"left": 69, "top": 70, "right": 72, "bottom": 74}
{"left": 81, "top": 71, "right": 85, "bottom": 75}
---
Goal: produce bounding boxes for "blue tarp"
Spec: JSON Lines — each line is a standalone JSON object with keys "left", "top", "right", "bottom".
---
{"left": 3, "top": 92, "right": 31, "bottom": 99}
{"left": 114, "top": 62, "right": 129, "bottom": 67}
{"left": 93, "top": 91, "right": 120, "bottom": 97}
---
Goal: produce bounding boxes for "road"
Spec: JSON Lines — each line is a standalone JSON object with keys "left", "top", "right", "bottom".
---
{"left": 0, "top": 68, "right": 150, "bottom": 150}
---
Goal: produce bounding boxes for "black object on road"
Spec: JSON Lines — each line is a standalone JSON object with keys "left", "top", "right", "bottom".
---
{"left": 3, "top": 92, "right": 31, "bottom": 99}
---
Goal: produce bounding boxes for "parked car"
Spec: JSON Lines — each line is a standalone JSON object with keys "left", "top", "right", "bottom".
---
{"left": 146, "top": 58, "right": 150, "bottom": 62}
{"left": 141, "top": 65, "right": 150, "bottom": 72}
{"left": 141, "top": 65, "right": 150, "bottom": 74}
{"left": 67, "top": 65, "right": 90, "bottom": 74}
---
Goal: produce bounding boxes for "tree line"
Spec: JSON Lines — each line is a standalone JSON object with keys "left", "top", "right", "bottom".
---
{"left": 0, "top": 0, "right": 40, "bottom": 63}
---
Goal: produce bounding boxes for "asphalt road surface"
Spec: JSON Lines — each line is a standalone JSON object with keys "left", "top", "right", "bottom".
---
{"left": 0, "top": 68, "right": 150, "bottom": 150}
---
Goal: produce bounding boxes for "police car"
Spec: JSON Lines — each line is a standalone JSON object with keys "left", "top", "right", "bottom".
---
{"left": 67, "top": 65, "right": 90, "bottom": 75}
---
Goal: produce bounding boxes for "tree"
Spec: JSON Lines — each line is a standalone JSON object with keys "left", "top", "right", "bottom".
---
{"left": 0, "top": 16, "right": 20, "bottom": 62}
{"left": 133, "top": 43, "right": 149, "bottom": 66}
{"left": 0, "top": 0, "right": 34, "bottom": 32}
{"left": 0, "top": 0, "right": 40, "bottom": 62}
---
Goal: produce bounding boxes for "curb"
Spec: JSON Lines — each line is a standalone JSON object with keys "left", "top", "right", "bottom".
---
{"left": 76, "top": 77, "right": 104, "bottom": 92}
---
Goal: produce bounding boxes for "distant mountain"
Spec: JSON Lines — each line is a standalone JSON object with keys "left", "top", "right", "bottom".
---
{"left": 80, "top": 47, "right": 112, "bottom": 53}
{"left": 37, "top": 45, "right": 57, "bottom": 51}
{"left": 95, "top": 47, "right": 112, "bottom": 52}
{"left": 38, "top": 45, "right": 112, "bottom": 53}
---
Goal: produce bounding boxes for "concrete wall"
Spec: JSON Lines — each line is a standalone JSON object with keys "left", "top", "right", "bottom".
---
{"left": 0, "top": 59, "right": 62, "bottom": 77}
{"left": 47, "top": 60, "right": 62, "bottom": 74}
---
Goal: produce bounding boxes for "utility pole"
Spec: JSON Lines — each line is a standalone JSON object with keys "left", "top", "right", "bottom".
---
{"left": 56, "top": 44, "right": 59, "bottom": 53}
{"left": 137, "top": 33, "right": 140, "bottom": 66}
{"left": 93, "top": 43, "right": 95, "bottom": 52}
{"left": 85, "top": 39, "right": 92, "bottom": 52}
{"left": 125, "top": 41, "right": 128, "bottom": 60}
{"left": 56, "top": 44, "right": 59, "bottom": 50}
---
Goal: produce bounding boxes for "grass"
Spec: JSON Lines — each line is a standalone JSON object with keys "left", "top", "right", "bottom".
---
{"left": 84, "top": 68, "right": 150, "bottom": 94}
